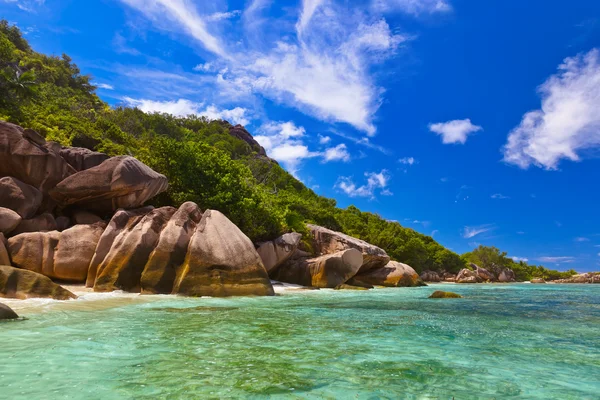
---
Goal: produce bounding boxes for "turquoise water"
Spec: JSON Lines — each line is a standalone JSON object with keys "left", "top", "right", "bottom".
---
{"left": 1, "top": 284, "right": 599, "bottom": 399}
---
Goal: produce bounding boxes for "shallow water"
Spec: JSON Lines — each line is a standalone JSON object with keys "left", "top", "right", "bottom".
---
{"left": 1, "top": 284, "right": 599, "bottom": 399}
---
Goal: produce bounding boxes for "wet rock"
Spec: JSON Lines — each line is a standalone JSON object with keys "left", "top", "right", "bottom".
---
{"left": 49, "top": 155, "right": 169, "bottom": 213}
{"left": 0, "top": 302, "right": 19, "bottom": 320}
{"left": 348, "top": 261, "right": 425, "bottom": 287}
{"left": 429, "top": 290, "right": 462, "bottom": 298}
{"left": 270, "top": 249, "right": 363, "bottom": 288}
{"left": 0, "top": 207, "right": 21, "bottom": 235}
{"left": 334, "top": 284, "right": 370, "bottom": 290}
{"left": 0, "top": 176, "right": 43, "bottom": 218}
{"left": 0, "top": 265, "right": 76, "bottom": 300}
{"left": 256, "top": 232, "right": 302, "bottom": 273}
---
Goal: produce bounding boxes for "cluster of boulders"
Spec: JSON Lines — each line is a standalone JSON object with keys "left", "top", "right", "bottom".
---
{"left": 420, "top": 263, "right": 516, "bottom": 283}
{"left": 0, "top": 121, "right": 426, "bottom": 301}
{"left": 553, "top": 272, "right": 600, "bottom": 284}
{"left": 259, "top": 224, "right": 425, "bottom": 289}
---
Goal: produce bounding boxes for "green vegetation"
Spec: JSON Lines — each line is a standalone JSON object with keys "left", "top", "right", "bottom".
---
{"left": 0, "top": 21, "right": 575, "bottom": 280}
{"left": 462, "top": 245, "right": 576, "bottom": 281}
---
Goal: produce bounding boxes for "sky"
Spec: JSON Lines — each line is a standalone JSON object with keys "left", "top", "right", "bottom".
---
{"left": 2, "top": 0, "right": 600, "bottom": 272}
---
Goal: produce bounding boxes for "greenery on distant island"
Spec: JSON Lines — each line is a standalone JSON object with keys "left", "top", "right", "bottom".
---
{"left": 0, "top": 21, "right": 575, "bottom": 280}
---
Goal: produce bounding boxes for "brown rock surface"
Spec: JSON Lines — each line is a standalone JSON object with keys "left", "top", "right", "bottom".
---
{"left": 456, "top": 268, "right": 483, "bottom": 283}
{"left": 59, "top": 147, "right": 109, "bottom": 171}
{"left": 0, "top": 265, "right": 76, "bottom": 300}
{"left": 256, "top": 232, "right": 302, "bottom": 273}
{"left": 0, "top": 207, "right": 21, "bottom": 235}
{"left": 11, "top": 213, "right": 56, "bottom": 236}
{"left": 420, "top": 270, "right": 441, "bottom": 282}
{"left": 50, "top": 155, "right": 169, "bottom": 213}
{"left": 270, "top": 249, "right": 363, "bottom": 288}
{"left": 349, "top": 261, "right": 425, "bottom": 287}
{"left": 173, "top": 210, "right": 274, "bottom": 297}
{"left": 498, "top": 268, "right": 516, "bottom": 282}
{"left": 0, "top": 233, "right": 10, "bottom": 266}
{"left": 0, "top": 176, "right": 43, "bottom": 218}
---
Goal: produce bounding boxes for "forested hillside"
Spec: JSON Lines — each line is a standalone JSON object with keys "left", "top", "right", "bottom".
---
{"left": 0, "top": 21, "right": 572, "bottom": 279}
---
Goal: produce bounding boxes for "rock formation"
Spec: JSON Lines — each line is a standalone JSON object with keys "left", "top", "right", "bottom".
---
{"left": 0, "top": 302, "right": 19, "bottom": 320}
{"left": 497, "top": 268, "right": 516, "bottom": 282}
{"left": 270, "top": 249, "right": 363, "bottom": 288}
{"left": 11, "top": 212, "right": 57, "bottom": 236}
{"left": 0, "top": 207, "right": 21, "bottom": 235}
{"left": 553, "top": 273, "right": 600, "bottom": 284}
{"left": 420, "top": 270, "right": 441, "bottom": 282}
{"left": 456, "top": 268, "right": 483, "bottom": 283}
{"left": 0, "top": 233, "right": 10, "bottom": 266}
{"left": 256, "top": 232, "right": 302, "bottom": 273}
{"left": 0, "top": 265, "right": 76, "bottom": 300}
{"left": 0, "top": 176, "right": 42, "bottom": 218}
{"left": 471, "top": 263, "right": 496, "bottom": 282}
{"left": 348, "top": 261, "right": 425, "bottom": 287}
{"left": 530, "top": 278, "right": 546, "bottom": 284}
{"left": 59, "top": 147, "right": 109, "bottom": 171}
{"left": 49, "top": 155, "right": 168, "bottom": 213}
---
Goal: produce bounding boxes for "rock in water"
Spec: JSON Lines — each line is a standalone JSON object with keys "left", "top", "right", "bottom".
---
{"left": 429, "top": 290, "right": 462, "bottom": 299}
{"left": 8, "top": 223, "right": 105, "bottom": 282}
{"left": 0, "top": 176, "right": 43, "bottom": 218}
{"left": 0, "top": 121, "right": 74, "bottom": 194}
{"left": 0, "top": 302, "right": 19, "bottom": 320}
{"left": 256, "top": 232, "right": 302, "bottom": 273}
{"left": 420, "top": 270, "right": 441, "bottom": 282}
{"left": 10, "top": 213, "right": 56, "bottom": 236}
{"left": 0, "top": 265, "right": 76, "bottom": 300}
{"left": 0, "top": 207, "right": 21, "bottom": 235}
{"left": 86, "top": 206, "right": 154, "bottom": 287}
{"left": 59, "top": 147, "right": 109, "bottom": 171}
{"left": 172, "top": 210, "right": 274, "bottom": 297}
{"left": 270, "top": 249, "right": 363, "bottom": 288}
{"left": 0, "top": 234, "right": 10, "bottom": 266}
{"left": 306, "top": 224, "right": 389, "bottom": 272}
{"left": 49, "top": 156, "right": 169, "bottom": 213}
{"left": 140, "top": 202, "right": 203, "bottom": 294}
{"left": 94, "top": 207, "right": 176, "bottom": 292}
{"left": 348, "top": 261, "right": 425, "bottom": 287}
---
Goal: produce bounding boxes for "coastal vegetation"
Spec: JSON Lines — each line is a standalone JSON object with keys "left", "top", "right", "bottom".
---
{"left": 0, "top": 21, "right": 574, "bottom": 280}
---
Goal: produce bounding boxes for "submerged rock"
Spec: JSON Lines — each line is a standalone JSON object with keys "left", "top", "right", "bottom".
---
{"left": 0, "top": 176, "right": 43, "bottom": 218}
{"left": 0, "top": 265, "right": 76, "bottom": 300}
{"left": 271, "top": 249, "right": 363, "bottom": 288}
{"left": 49, "top": 155, "right": 169, "bottom": 213}
{"left": 306, "top": 224, "right": 389, "bottom": 272}
{"left": 0, "top": 302, "right": 19, "bottom": 320}
{"left": 256, "top": 232, "right": 302, "bottom": 273}
{"left": 429, "top": 290, "right": 462, "bottom": 299}
{"left": 348, "top": 261, "right": 425, "bottom": 287}
{"left": 334, "top": 284, "right": 371, "bottom": 290}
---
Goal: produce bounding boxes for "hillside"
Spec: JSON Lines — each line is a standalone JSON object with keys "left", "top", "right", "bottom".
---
{"left": 0, "top": 21, "right": 573, "bottom": 280}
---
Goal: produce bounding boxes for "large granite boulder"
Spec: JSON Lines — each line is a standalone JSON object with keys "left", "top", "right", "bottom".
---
{"left": 8, "top": 223, "right": 105, "bottom": 282}
{"left": 140, "top": 202, "right": 203, "bottom": 294}
{"left": 0, "top": 207, "right": 21, "bottom": 235}
{"left": 0, "top": 176, "right": 43, "bottom": 218}
{"left": 86, "top": 206, "right": 154, "bottom": 287}
{"left": 306, "top": 224, "right": 389, "bottom": 272}
{"left": 471, "top": 263, "right": 496, "bottom": 282}
{"left": 0, "top": 302, "right": 19, "bottom": 320}
{"left": 0, "top": 233, "right": 10, "bottom": 266}
{"left": 0, "top": 121, "right": 74, "bottom": 194}
{"left": 348, "top": 261, "right": 425, "bottom": 287}
{"left": 256, "top": 232, "right": 302, "bottom": 273}
{"left": 0, "top": 265, "right": 76, "bottom": 300}
{"left": 270, "top": 249, "right": 363, "bottom": 288}
{"left": 172, "top": 210, "right": 274, "bottom": 297}
{"left": 59, "top": 147, "right": 109, "bottom": 171}
{"left": 498, "top": 268, "right": 516, "bottom": 282}
{"left": 553, "top": 273, "right": 600, "bottom": 284}
{"left": 94, "top": 207, "right": 176, "bottom": 292}
{"left": 10, "top": 213, "right": 56, "bottom": 236}
{"left": 456, "top": 268, "right": 483, "bottom": 283}
{"left": 420, "top": 270, "right": 441, "bottom": 282}
{"left": 49, "top": 156, "right": 169, "bottom": 213}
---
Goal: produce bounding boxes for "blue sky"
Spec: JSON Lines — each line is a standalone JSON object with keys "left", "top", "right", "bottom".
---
{"left": 3, "top": 0, "right": 600, "bottom": 271}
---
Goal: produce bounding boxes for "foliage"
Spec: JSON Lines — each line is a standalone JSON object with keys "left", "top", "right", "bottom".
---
{"left": 0, "top": 21, "right": 575, "bottom": 279}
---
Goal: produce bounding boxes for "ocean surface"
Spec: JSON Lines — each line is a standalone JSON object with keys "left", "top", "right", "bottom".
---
{"left": 1, "top": 284, "right": 599, "bottom": 399}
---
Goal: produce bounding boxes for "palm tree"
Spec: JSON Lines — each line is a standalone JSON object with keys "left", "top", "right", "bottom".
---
{"left": 1, "top": 64, "right": 38, "bottom": 98}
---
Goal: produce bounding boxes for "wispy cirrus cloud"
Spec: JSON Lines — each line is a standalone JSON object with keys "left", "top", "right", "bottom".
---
{"left": 491, "top": 193, "right": 510, "bottom": 199}
{"left": 462, "top": 224, "right": 495, "bottom": 239}
{"left": 372, "top": 0, "right": 452, "bottom": 15}
{"left": 503, "top": 48, "right": 600, "bottom": 169}
{"left": 538, "top": 256, "right": 576, "bottom": 264}
{"left": 1, "top": 0, "right": 44, "bottom": 12}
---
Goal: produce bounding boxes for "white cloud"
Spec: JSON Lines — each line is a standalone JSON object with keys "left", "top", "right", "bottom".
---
{"left": 511, "top": 256, "right": 529, "bottom": 262}
{"left": 335, "top": 169, "right": 391, "bottom": 198}
{"left": 462, "top": 224, "right": 494, "bottom": 239}
{"left": 112, "top": 32, "right": 141, "bottom": 56}
{"left": 429, "top": 119, "right": 483, "bottom": 144}
{"left": 296, "top": 0, "right": 325, "bottom": 36}
{"left": 193, "top": 62, "right": 214, "bottom": 72}
{"left": 574, "top": 237, "right": 590, "bottom": 242}
{"left": 123, "top": 97, "right": 202, "bottom": 116}
{"left": 323, "top": 143, "right": 351, "bottom": 162}
{"left": 2, "top": 0, "right": 44, "bottom": 12}
{"left": 95, "top": 83, "right": 114, "bottom": 90}
{"left": 503, "top": 48, "right": 600, "bottom": 169}
{"left": 491, "top": 193, "right": 510, "bottom": 199}
{"left": 398, "top": 156, "right": 416, "bottom": 165}
{"left": 200, "top": 105, "right": 251, "bottom": 126}
{"left": 537, "top": 256, "right": 576, "bottom": 264}
{"left": 318, "top": 135, "right": 331, "bottom": 145}
{"left": 373, "top": 0, "right": 452, "bottom": 15}
{"left": 205, "top": 10, "right": 241, "bottom": 22}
